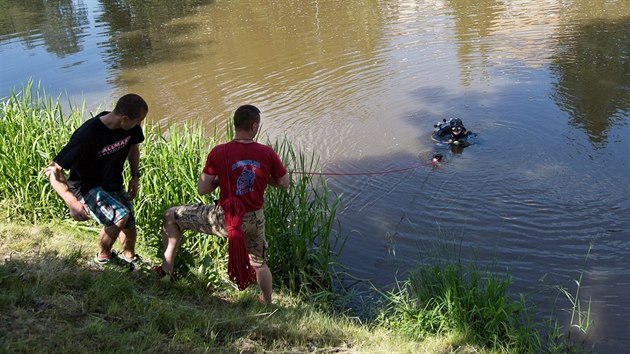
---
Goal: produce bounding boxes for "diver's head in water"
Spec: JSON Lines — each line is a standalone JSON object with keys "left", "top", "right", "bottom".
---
{"left": 449, "top": 118, "right": 464, "bottom": 127}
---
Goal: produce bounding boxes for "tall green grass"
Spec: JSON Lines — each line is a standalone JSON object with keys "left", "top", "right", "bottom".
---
{"left": 0, "top": 82, "right": 343, "bottom": 296}
{"left": 378, "top": 260, "right": 543, "bottom": 352}
{"left": 0, "top": 81, "right": 84, "bottom": 221}
{"left": 266, "top": 138, "right": 343, "bottom": 297}
{"left": 376, "top": 247, "right": 589, "bottom": 353}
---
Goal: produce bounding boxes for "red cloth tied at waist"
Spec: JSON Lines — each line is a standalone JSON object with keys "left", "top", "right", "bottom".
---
{"left": 221, "top": 195, "right": 256, "bottom": 290}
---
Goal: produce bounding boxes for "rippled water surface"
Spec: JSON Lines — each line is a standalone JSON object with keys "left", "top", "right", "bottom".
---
{"left": 2, "top": 0, "right": 629, "bottom": 351}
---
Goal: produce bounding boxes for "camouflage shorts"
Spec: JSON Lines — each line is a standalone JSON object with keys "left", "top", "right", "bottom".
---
{"left": 171, "top": 203, "right": 267, "bottom": 267}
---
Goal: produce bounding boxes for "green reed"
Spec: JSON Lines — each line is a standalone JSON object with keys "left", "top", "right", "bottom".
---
{"left": 376, "top": 247, "right": 592, "bottom": 354}
{"left": 265, "top": 137, "right": 343, "bottom": 296}
{"left": 0, "top": 81, "right": 84, "bottom": 221}
{"left": 133, "top": 123, "right": 223, "bottom": 280}
{"left": 378, "top": 259, "right": 546, "bottom": 352}
{"left": 0, "top": 83, "right": 342, "bottom": 295}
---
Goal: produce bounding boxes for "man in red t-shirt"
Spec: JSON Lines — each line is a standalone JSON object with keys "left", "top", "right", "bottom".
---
{"left": 154, "top": 105, "right": 289, "bottom": 304}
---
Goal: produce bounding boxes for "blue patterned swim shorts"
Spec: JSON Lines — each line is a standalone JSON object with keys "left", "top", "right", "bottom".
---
{"left": 81, "top": 187, "right": 135, "bottom": 228}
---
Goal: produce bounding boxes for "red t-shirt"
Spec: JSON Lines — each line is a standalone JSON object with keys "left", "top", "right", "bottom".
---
{"left": 203, "top": 141, "right": 287, "bottom": 212}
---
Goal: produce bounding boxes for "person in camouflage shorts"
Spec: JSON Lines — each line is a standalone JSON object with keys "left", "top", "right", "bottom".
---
{"left": 154, "top": 105, "right": 289, "bottom": 305}
{"left": 169, "top": 203, "right": 267, "bottom": 267}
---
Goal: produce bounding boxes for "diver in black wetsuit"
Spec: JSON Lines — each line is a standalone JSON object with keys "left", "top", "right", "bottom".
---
{"left": 434, "top": 118, "right": 470, "bottom": 146}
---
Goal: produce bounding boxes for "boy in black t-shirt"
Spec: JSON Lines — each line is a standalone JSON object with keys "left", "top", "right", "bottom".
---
{"left": 45, "top": 94, "right": 148, "bottom": 270}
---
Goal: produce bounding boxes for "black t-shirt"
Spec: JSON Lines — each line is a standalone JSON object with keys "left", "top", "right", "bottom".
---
{"left": 54, "top": 111, "right": 145, "bottom": 198}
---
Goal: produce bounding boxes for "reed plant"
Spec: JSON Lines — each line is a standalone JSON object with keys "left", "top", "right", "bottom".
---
{"left": 377, "top": 258, "right": 549, "bottom": 352}
{"left": 376, "top": 246, "right": 592, "bottom": 354}
{"left": 0, "top": 81, "right": 84, "bottom": 222}
{"left": 0, "top": 82, "right": 343, "bottom": 296}
{"left": 265, "top": 138, "right": 343, "bottom": 297}
{"left": 540, "top": 244, "right": 594, "bottom": 353}
{"left": 132, "top": 123, "right": 227, "bottom": 285}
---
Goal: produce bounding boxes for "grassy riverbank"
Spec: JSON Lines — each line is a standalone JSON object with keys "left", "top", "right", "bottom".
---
{"left": 1, "top": 84, "right": 588, "bottom": 353}
{"left": 0, "top": 223, "right": 454, "bottom": 353}
{"left": 0, "top": 223, "right": 588, "bottom": 353}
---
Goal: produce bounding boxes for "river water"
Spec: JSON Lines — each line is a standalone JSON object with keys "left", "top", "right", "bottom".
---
{"left": 1, "top": 0, "right": 629, "bottom": 351}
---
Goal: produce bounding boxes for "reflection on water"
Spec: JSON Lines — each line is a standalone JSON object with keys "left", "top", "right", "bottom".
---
{"left": 96, "top": 0, "right": 214, "bottom": 70}
{"left": 0, "top": 0, "right": 89, "bottom": 57}
{"left": 551, "top": 16, "right": 630, "bottom": 146}
{"left": 1, "top": 0, "right": 630, "bottom": 351}
{"left": 4, "top": 0, "right": 625, "bottom": 147}
{"left": 113, "top": 0, "right": 389, "bottom": 154}
{"left": 446, "top": 0, "right": 505, "bottom": 86}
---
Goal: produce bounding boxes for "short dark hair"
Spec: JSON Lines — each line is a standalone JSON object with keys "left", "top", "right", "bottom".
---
{"left": 233, "top": 104, "right": 261, "bottom": 131}
{"left": 113, "top": 94, "right": 148, "bottom": 120}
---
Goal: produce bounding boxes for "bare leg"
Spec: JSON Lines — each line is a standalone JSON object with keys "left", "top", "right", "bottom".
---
{"left": 98, "top": 214, "right": 128, "bottom": 258}
{"left": 255, "top": 265, "right": 273, "bottom": 305}
{"left": 118, "top": 226, "right": 137, "bottom": 260}
{"left": 161, "top": 208, "right": 182, "bottom": 273}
